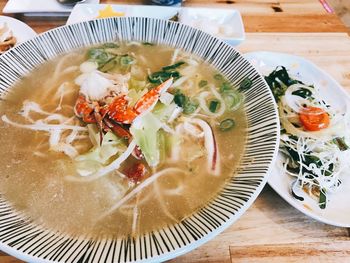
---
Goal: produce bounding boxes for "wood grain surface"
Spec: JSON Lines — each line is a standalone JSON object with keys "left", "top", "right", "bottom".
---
{"left": 1, "top": 0, "right": 350, "bottom": 262}
{"left": 0, "top": 0, "right": 348, "bottom": 34}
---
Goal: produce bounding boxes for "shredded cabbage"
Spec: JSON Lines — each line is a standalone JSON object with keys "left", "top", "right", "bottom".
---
{"left": 129, "top": 77, "right": 147, "bottom": 91}
{"left": 127, "top": 88, "right": 148, "bottom": 107}
{"left": 153, "top": 102, "right": 178, "bottom": 122}
{"left": 130, "top": 112, "right": 162, "bottom": 167}
{"left": 159, "top": 92, "right": 174, "bottom": 105}
{"left": 75, "top": 126, "right": 126, "bottom": 176}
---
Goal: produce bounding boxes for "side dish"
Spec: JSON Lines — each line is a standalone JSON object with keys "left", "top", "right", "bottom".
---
{"left": 265, "top": 66, "right": 350, "bottom": 209}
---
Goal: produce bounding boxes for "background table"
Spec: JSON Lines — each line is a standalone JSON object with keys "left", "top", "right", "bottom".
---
{"left": 1, "top": 0, "right": 350, "bottom": 262}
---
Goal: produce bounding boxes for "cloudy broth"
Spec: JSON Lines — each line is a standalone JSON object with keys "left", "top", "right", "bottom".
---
{"left": 0, "top": 43, "right": 247, "bottom": 238}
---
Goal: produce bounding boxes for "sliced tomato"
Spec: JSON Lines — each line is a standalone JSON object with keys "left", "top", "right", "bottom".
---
{"left": 299, "top": 106, "right": 330, "bottom": 131}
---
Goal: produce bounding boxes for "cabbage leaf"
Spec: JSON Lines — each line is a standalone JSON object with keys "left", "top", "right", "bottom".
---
{"left": 75, "top": 127, "right": 125, "bottom": 176}
{"left": 130, "top": 112, "right": 162, "bottom": 167}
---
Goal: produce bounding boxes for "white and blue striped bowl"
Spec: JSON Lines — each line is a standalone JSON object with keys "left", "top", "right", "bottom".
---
{"left": 0, "top": 17, "right": 279, "bottom": 262}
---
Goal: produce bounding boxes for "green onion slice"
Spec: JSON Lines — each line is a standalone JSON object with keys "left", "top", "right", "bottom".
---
{"left": 219, "top": 119, "right": 235, "bottom": 131}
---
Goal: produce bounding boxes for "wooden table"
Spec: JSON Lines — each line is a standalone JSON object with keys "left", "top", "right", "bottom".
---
{"left": 1, "top": 0, "right": 350, "bottom": 262}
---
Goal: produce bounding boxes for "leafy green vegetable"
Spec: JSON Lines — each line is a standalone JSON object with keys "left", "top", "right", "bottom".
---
{"left": 264, "top": 66, "right": 304, "bottom": 102}
{"left": 219, "top": 119, "right": 235, "bottom": 131}
{"left": 148, "top": 62, "right": 185, "bottom": 85}
{"left": 209, "top": 100, "right": 220, "bottom": 113}
{"left": 148, "top": 71, "right": 180, "bottom": 84}
{"left": 291, "top": 87, "right": 313, "bottom": 98}
{"left": 162, "top": 61, "right": 185, "bottom": 71}
{"left": 130, "top": 112, "right": 162, "bottom": 167}
{"left": 267, "top": 66, "right": 298, "bottom": 86}
{"left": 198, "top": 80, "right": 208, "bottom": 88}
{"left": 319, "top": 189, "right": 327, "bottom": 209}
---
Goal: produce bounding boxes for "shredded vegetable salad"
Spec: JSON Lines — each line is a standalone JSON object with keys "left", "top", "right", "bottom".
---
{"left": 265, "top": 66, "right": 350, "bottom": 209}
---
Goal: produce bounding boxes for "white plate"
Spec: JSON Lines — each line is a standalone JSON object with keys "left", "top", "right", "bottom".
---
{"left": 0, "top": 16, "right": 37, "bottom": 45}
{"left": 66, "top": 4, "right": 245, "bottom": 46}
{"left": 244, "top": 51, "right": 350, "bottom": 227}
{"left": 2, "top": 0, "right": 100, "bottom": 16}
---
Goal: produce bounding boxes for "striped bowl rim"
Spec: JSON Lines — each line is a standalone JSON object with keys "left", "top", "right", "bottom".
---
{"left": 0, "top": 17, "right": 280, "bottom": 263}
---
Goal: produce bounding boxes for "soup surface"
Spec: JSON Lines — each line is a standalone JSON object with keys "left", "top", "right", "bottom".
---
{"left": 0, "top": 43, "right": 247, "bottom": 238}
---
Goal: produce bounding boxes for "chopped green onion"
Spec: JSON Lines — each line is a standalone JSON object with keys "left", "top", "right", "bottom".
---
{"left": 222, "top": 91, "right": 243, "bottom": 111}
{"left": 87, "top": 48, "right": 110, "bottom": 65}
{"left": 120, "top": 55, "right": 134, "bottom": 66}
{"left": 88, "top": 45, "right": 136, "bottom": 71}
{"left": 102, "top": 43, "right": 119, "bottom": 48}
{"left": 142, "top": 42, "right": 154, "bottom": 46}
{"left": 173, "top": 91, "right": 197, "bottom": 114}
{"left": 198, "top": 80, "right": 208, "bottom": 88}
{"left": 239, "top": 77, "right": 253, "bottom": 91}
{"left": 209, "top": 100, "right": 220, "bottom": 113}
{"left": 214, "top": 74, "right": 224, "bottom": 81}
{"left": 220, "top": 82, "right": 232, "bottom": 93}
{"left": 183, "top": 101, "right": 198, "bottom": 114}
{"left": 219, "top": 119, "right": 235, "bottom": 131}
{"left": 99, "top": 58, "right": 117, "bottom": 72}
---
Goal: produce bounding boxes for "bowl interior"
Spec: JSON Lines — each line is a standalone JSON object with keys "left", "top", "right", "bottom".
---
{"left": 0, "top": 17, "right": 279, "bottom": 263}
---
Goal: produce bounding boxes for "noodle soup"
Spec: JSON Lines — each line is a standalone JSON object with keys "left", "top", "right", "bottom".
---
{"left": 0, "top": 42, "right": 247, "bottom": 238}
